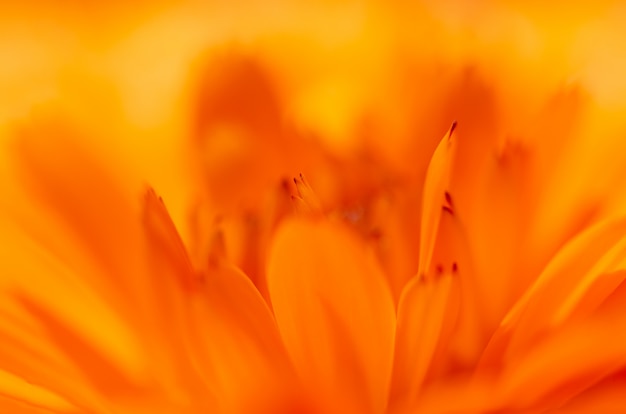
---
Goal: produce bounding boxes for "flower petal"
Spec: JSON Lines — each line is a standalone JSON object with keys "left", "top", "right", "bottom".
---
{"left": 460, "top": 139, "right": 535, "bottom": 331}
{"left": 8, "top": 124, "right": 207, "bottom": 403}
{"left": 0, "top": 222, "right": 137, "bottom": 413}
{"left": 552, "top": 374, "right": 626, "bottom": 413}
{"left": 15, "top": 295, "right": 138, "bottom": 396}
{"left": 0, "top": 316, "right": 106, "bottom": 413}
{"left": 428, "top": 209, "right": 483, "bottom": 371}
{"left": 192, "top": 52, "right": 306, "bottom": 213}
{"left": 498, "top": 305, "right": 626, "bottom": 411}
{"left": 185, "top": 263, "right": 293, "bottom": 413}
{"left": 0, "top": 368, "right": 80, "bottom": 414}
{"left": 484, "top": 216, "right": 626, "bottom": 364}
{"left": 418, "top": 123, "right": 457, "bottom": 279}
{"left": 267, "top": 218, "right": 395, "bottom": 414}
{"left": 388, "top": 272, "right": 457, "bottom": 411}
{"left": 0, "top": 396, "right": 77, "bottom": 414}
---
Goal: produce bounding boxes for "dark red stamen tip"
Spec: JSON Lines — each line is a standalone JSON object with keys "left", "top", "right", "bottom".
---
{"left": 445, "top": 191, "right": 453, "bottom": 206}
{"left": 449, "top": 120, "right": 457, "bottom": 139}
{"left": 452, "top": 262, "right": 458, "bottom": 273}
{"left": 442, "top": 205, "right": 454, "bottom": 215}
{"left": 436, "top": 264, "right": 444, "bottom": 275}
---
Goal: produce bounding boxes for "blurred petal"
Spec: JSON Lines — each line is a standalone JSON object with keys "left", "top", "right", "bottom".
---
{"left": 388, "top": 272, "right": 458, "bottom": 410}
{"left": 484, "top": 216, "right": 626, "bottom": 365}
{"left": 267, "top": 218, "right": 395, "bottom": 414}
{"left": 185, "top": 263, "right": 293, "bottom": 413}
{"left": 553, "top": 374, "right": 626, "bottom": 413}
{"left": 0, "top": 369, "right": 78, "bottom": 414}
{"left": 499, "top": 306, "right": 626, "bottom": 411}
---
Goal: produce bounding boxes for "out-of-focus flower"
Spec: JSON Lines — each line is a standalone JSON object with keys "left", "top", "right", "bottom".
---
{"left": 4, "top": 1, "right": 626, "bottom": 414}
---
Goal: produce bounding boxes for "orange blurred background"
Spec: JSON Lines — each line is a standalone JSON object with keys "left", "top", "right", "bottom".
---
{"left": 4, "top": 0, "right": 626, "bottom": 232}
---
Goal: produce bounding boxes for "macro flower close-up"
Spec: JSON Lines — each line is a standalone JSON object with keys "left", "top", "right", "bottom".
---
{"left": 4, "top": 1, "right": 626, "bottom": 413}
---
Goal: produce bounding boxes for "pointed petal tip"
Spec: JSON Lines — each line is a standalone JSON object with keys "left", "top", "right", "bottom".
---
{"left": 449, "top": 120, "right": 458, "bottom": 139}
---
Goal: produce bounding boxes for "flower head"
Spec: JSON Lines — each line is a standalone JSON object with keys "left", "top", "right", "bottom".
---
{"left": 4, "top": 2, "right": 626, "bottom": 414}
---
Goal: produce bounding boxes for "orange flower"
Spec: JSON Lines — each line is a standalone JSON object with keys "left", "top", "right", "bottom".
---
{"left": 4, "top": 2, "right": 626, "bottom": 414}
